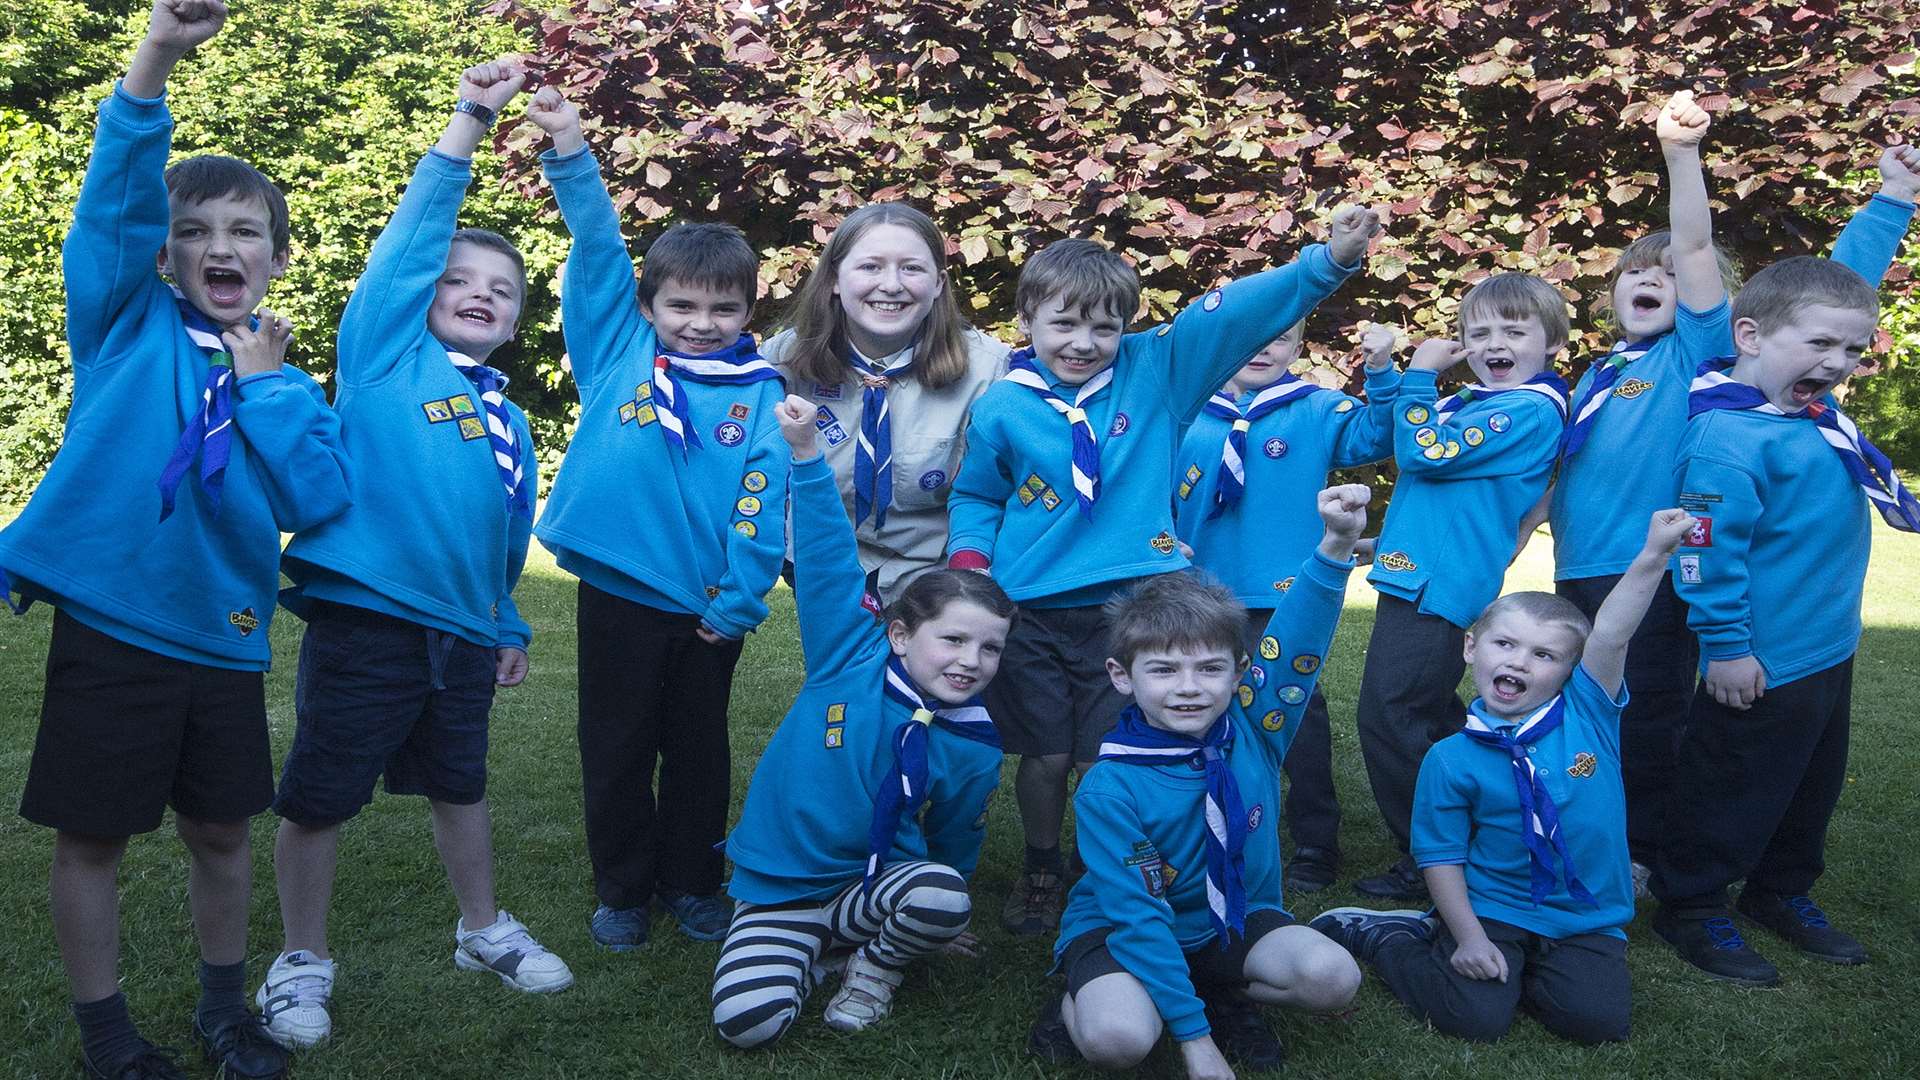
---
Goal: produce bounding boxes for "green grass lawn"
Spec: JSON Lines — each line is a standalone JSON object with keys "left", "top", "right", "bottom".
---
{"left": 2, "top": 526, "right": 1918, "bottom": 1078}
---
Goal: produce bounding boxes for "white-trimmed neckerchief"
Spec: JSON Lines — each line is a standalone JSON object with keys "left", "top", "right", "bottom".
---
{"left": 1200, "top": 376, "right": 1322, "bottom": 519}
{"left": 1003, "top": 347, "right": 1113, "bottom": 519}
{"left": 1560, "top": 337, "right": 1657, "bottom": 459}
{"left": 864, "top": 655, "right": 1000, "bottom": 895}
{"left": 157, "top": 287, "right": 249, "bottom": 521}
{"left": 849, "top": 342, "right": 917, "bottom": 528}
{"left": 1433, "top": 371, "right": 1571, "bottom": 426}
{"left": 651, "top": 333, "right": 781, "bottom": 457}
{"left": 1460, "top": 694, "right": 1596, "bottom": 907}
{"left": 445, "top": 349, "right": 531, "bottom": 518}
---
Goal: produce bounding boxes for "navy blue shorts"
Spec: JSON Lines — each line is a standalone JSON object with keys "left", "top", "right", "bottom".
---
{"left": 272, "top": 601, "right": 496, "bottom": 827}
{"left": 1060, "top": 908, "right": 1297, "bottom": 997}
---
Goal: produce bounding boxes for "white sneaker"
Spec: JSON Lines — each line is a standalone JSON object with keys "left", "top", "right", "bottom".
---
{"left": 822, "top": 950, "right": 902, "bottom": 1033}
{"left": 453, "top": 910, "right": 574, "bottom": 993}
{"left": 254, "top": 949, "right": 336, "bottom": 1049}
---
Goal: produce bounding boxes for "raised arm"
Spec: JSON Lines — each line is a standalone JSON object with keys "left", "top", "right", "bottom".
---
{"left": 1581, "top": 508, "right": 1697, "bottom": 696}
{"left": 1328, "top": 324, "right": 1404, "bottom": 468}
{"left": 780, "top": 395, "right": 888, "bottom": 677}
{"left": 124, "top": 0, "right": 225, "bottom": 99}
{"left": 1829, "top": 145, "right": 1920, "bottom": 285}
{"left": 1656, "top": 91, "right": 1727, "bottom": 314}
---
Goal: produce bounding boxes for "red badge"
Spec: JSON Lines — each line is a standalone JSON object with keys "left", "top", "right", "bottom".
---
{"left": 1685, "top": 516, "right": 1713, "bottom": 548}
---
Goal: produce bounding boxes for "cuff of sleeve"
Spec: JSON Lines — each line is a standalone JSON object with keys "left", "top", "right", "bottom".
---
{"left": 1319, "top": 241, "right": 1363, "bottom": 276}
{"left": 540, "top": 145, "right": 597, "bottom": 171}
{"left": 1701, "top": 639, "right": 1753, "bottom": 661}
{"left": 791, "top": 452, "right": 827, "bottom": 471}
{"left": 948, "top": 549, "right": 991, "bottom": 571}
{"left": 1412, "top": 853, "right": 1467, "bottom": 869}
{"left": 233, "top": 371, "right": 288, "bottom": 397}
{"left": 425, "top": 148, "right": 477, "bottom": 171}
{"left": 113, "top": 81, "right": 167, "bottom": 108}
{"left": 1398, "top": 368, "right": 1440, "bottom": 394}
{"left": 1363, "top": 365, "right": 1402, "bottom": 392}
{"left": 1871, "top": 191, "right": 1918, "bottom": 214}
{"left": 1304, "top": 549, "right": 1356, "bottom": 587}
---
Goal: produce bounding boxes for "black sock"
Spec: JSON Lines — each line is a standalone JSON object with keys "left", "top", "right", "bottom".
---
{"left": 1025, "top": 843, "right": 1064, "bottom": 874}
{"left": 73, "top": 992, "right": 146, "bottom": 1071}
{"left": 195, "top": 959, "right": 249, "bottom": 1031}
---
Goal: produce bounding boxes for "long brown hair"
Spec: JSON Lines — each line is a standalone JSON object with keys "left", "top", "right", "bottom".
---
{"left": 780, "top": 202, "right": 973, "bottom": 390}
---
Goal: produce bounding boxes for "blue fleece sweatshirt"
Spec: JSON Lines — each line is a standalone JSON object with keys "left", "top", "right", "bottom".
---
{"left": 1672, "top": 409, "right": 1873, "bottom": 684}
{"left": 726, "top": 456, "right": 1004, "bottom": 903}
{"left": 946, "top": 245, "right": 1358, "bottom": 606}
{"left": 534, "top": 148, "right": 788, "bottom": 639}
{"left": 1552, "top": 195, "right": 1913, "bottom": 581}
{"left": 1053, "top": 550, "right": 1354, "bottom": 1042}
{"left": 1367, "top": 369, "right": 1564, "bottom": 628}
{"left": 0, "top": 85, "right": 350, "bottom": 669}
{"left": 280, "top": 151, "right": 534, "bottom": 649}
{"left": 1175, "top": 366, "right": 1399, "bottom": 605}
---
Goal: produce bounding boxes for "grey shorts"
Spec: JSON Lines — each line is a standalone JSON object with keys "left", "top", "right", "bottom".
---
{"left": 984, "top": 603, "right": 1128, "bottom": 761}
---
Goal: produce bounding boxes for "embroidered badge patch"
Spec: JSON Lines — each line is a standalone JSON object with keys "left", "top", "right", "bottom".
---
{"left": 635, "top": 383, "right": 653, "bottom": 400}
{"left": 1249, "top": 664, "right": 1267, "bottom": 687}
{"left": 1567, "top": 752, "right": 1598, "bottom": 778}
{"left": 1109, "top": 412, "right": 1130, "bottom": 437}
{"left": 448, "top": 394, "right": 477, "bottom": 416}
{"left": 1040, "top": 488, "right": 1062, "bottom": 511}
{"left": 919, "top": 469, "right": 947, "bottom": 491}
{"left": 1247, "top": 804, "right": 1264, "bottom": 830}
{"left": 1464, "top": 426, "right": 1485, "bottom": 446}
{"left": 1125, "top": 841, "right": 1176, "bottom": 896}
{"left": 619, "top": 402, "right": 638, "bottom": 424}
{"left": 1613, "top": 377, "right": 1654, "bottom": 399}
{"left": 1443, "top": 440, "right": 1461, "bottom": 459}
{"left": 715, "top": 421, "right": 746, "bottom": 446}
{"left": 1685, "top": 516, "right": 1713, "bottom": 548}
{"left": 705, "top": 586, "right": 721, "bottom": 599}
{"left": 1264, "top": 437, "right": 1288, "bottom": 458}
{"left": 1273, "top": 576, "right": 1294, "bottom": 593}
{"left": 1261, "top": 709, "right": 1285, "bottom": 732}
{"left": 1414, "top": 427, "right": 1439, "bottom": 448}
{"left": 825, "top": 703, "right": 846, "bottom": 748}
{"left": 458, "top": 417, "right": 487, "bottom": 441}
{"left": 1335, "top": 398, "right": 1356, "bottom": 413}
{"left": 1150, "top": 531, "right": 1177, "bottom": 555}
{"left": 1292, "top": 654, "right": 1320, "bottom": 675}
{"left": 228, "top": 607, "right": 259, "bottom": 636}
{"left": 1404, "top": 405, "right": 1430, "bottom": 424}
{"left": 734, "top": 520, "right": 758, "bottom": 538}
{"left": 743, "top": 471, "right": 768, "bottom": 493}
{"left": 1376, "top": 550, "right": 1417, "bottom": 572}
{"left": 1259, "top": 636, "right": 1280, "bottom": 661}
{"left": 633, "top": 403, "right": 657, "bottom": 427}
{"left": 736, "top": 495, "right": 762, "bottom": 517}
{"left": 1279, "top": 685, "right": 1307, "bottom": 706}
{"left": 1422, "top": 443, "right": 1446, "bottom": 460}
{"left": 421, "top": 400, "right": 454, "bottom": 423}
{"left": 814, "top": 382, "right": 844, "bottom": 401}
{"left": 728, "top": 402, "right": 751, "bottom": 420}
{"left": 1678, "top": 490, "right": 1721, "bottom": 513}
{"left": 1202, "top": 289, "right": 1224, "bottom": 312}
{"left": 816, "top": 406, "right": 849, "bottom": 446}
{"left": 1238, "top": 685, "right": 1255, "bottom": 708}
{"left": 1488, "top": 412, "right": 1512, "bottom": 433}
{"left": 1678, "top": 554, "right": 1702, "bottom": 584}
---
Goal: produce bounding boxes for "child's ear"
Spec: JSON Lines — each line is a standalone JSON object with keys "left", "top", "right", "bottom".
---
{"left": 1461, "top": 632, "right": 1476, "bottom": 665}
{"left": 1104, "top": 656, "right": 1132, "bottom": 696}
{"left": 886, "top": 618, "right": 912, "bottom": 657}
{"left": 156, "top": 247, "right": 172, "bottom": 280}
{"left": 270, "top": 248, "right": 290, "bottom": 280}
{"left": 1732, "top": 316, "right": 1763, "bottom": 357}
{"left": 1015, "top": 310, "right": 1032, "bottom": 340}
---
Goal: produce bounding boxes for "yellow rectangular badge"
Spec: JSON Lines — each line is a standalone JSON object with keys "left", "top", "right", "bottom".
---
{"left": 421, "top": 400, "right": 453, "bottom": 423}
{"left": 619, "top": 402, "right": 638, "bottom": 424}
{"left": 458, "top": 417, "right": 487, "bottom": 441}
{"left": 634, "top": 403, "right": 657, "bottom": 427}
{"left": 448, "top": 394, "right": 477, "bottom": 416}
{"left": 635, "top": 383, "right": 652, "bottom": 400}
{"left": 1040, "top": 489, "right": 1062, "bottom": 512}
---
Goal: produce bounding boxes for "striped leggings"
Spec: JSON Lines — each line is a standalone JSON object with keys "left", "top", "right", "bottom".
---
{"left": 711, "top": 860, "right": 971, "bottom": 1049}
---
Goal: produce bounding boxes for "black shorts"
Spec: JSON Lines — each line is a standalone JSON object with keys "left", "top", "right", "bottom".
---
{"left": 1061, "top": 908, "right": 1297, "bottom": 997}
{"left": 984, "top": 603, "right": 1129, "bottom": 761}
{"left": 19, "top": 609, "right": 272, "bottom": 836}
{"left": 271, "top": 601, "right": 496, "bottom": 827}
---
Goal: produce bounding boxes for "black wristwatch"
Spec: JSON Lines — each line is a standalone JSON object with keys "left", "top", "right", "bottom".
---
{"left": 453, "top": 98, "right": 497, "bottom": 129}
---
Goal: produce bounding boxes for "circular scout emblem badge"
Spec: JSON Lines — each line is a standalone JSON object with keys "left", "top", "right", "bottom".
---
{"left": 1405, "top": 405, "right": 1430, "bottom": 424}
{"left": 1238, "top": 685, "right": 1255, "bottom": 708}
{"left": 1414, "top": 427, "right": 1438, "bottom": 448}
{"left": 1443, "top": 440, "right": 1461, "bottom": 458}
{"left": 1334, "top": 398, "right": 1356, "bottom": 413}
{"left": 1261, "top": 709, "right": 1285, "bottom": 732}
{"left": 1203, "top": 289, "right": 1224, "bottom": 312}
{"left": 1247, "top": 804, "right": 1264, "bottom": 830}
{"left": 1109, "top": 413, "right": 1130, "bottom": 437}
{"left": 1248, "top": 664, "right": 1267, "bottom": 687}
{"left": 1279, "top": 685, "right": 1307, "bottom": 706}
{"left": 919, "top": 469, "right": 947, "bottom": 491}
{"left": 736, "top": 495, "right": 762, "bottom": 517}
{"left": 1423, "top": 443, "right": 1446, "bottom": 460}
{"left": 742, "top": 470, "right": 768, "bottom": 493}
{"left": 715, "top": 421, "right": 746, "bottom": 446}
{"left": 1488, "top": 412, "right": 1512, "bottom": 433}
{"left": 734, "top": 520, "right": 758, "bottom": 538}
{"left": 1463, "top": 427, "right": 1485, "bottom": 447}
{"left": 1292, "top": 654, "right": 1320, "bottom": 675}
{"left": 1259, "top": 636, "right": 1280, "bottom": 661}
{"left": 1263, "top": 438, "right": 1288, "bottom": 459}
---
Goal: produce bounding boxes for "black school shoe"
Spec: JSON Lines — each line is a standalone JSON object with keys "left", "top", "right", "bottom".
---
{"left": 194, "top": 1012, "right": 290, "bottom": 1080}
{"left": 1353, "top": 855, "right": 1428, "bottom": 901}
{"left": 1735, "top": 889, "right": 1868, "bottom": 965}
{"left": 1026, "top": 993, "right": 1084, "bottom": 1064}
{"left": 1652, "top": 908, "right": 1780, "bottom": 987}
{"left": 1284, "top": 846, "right": 1339, "bottom": 894}
{"left": 1204, "top": 995, "right": 1285, "bottom": 1072}
{"left": 82, "top": 1043, "right": 187, "bottom": 1080}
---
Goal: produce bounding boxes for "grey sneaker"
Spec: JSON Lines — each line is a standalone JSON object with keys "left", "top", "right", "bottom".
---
{"left": 822, "top": 950, "right": 903, "bottom": 1033}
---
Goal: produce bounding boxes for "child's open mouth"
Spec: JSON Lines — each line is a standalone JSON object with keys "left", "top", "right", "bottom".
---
{"left": 1631, "top": 293, "right": 1662, "bottom": 314}
{"left": 942, "top": 672, "right": 976, "bottom": 693}
{"left": 457, "top": 306, "right": 495, "bottom": 326}
{"left": 1790, "top": 377, "right": 1829, "bottom": 406}
{"left": 204, "top": 268, "right": 246, "bottom": 307}
{"left": 1484, "top": 357, "right": 1515, "bottom": 378}
{"left": 1491, "top": 674, "right": 1527, "bottom": 703}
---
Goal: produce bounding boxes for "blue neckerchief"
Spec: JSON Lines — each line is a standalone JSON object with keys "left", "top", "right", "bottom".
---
{"left": 864, "top": 655, "right": 1000, "bottom": 895}
{"left": 1460, "top": 694, "right": 1596, "bottom": 908}
{"left": 444, "top": 349, "right": 531, "bottom": 520}
{"left": 1434, "top": 371, "right": 1571, "bottom": 426}
{"left": 650, "top": 333, "right": 780, "bottom": 458}
{"left": 1689, "top": 357, "right": 1920, "bottom": 531}
{"left": 1560, "top": 337, "right": 1659, "bottom": 458}
{"left": 849, "top": 343, "right": 917, "bottom": 529}
{"left": 1002, "top": 348, "right": 1114, "bottom": 519}
{"left": 1095, "top": 705, "right": 1247, "bottom": 944}
{"left": 1200, "top": 377, "right": 1321, "bottom": 519}
{"left": 156, "top": 289, "right": 247, "bottom": 521}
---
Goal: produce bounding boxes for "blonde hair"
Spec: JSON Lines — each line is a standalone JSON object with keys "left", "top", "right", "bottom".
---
{"left": 1469, "top": 592, "right": 1593, "bottom": 658}
{"left": 1606, "top": 231, "right": 1741, "bottom": 336}
{"left": 1458, "top": 273, "right": 1571, "bottom": 351}
{"left": 779, "top": 202, "right": 973, "bottom": 390}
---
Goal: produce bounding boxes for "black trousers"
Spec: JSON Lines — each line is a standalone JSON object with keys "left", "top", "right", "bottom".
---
{"left": 1373, "top": 916, "right": 1630, "bottom": 1044}
{"left": 1653, "top": 658, "right": 1854, "bottom": 915}
{"left": 576, "top": 582, "right": 745, "bottom": 908}
{"left": 1556, "top": 571, "right": 1698, "bottom": 864}
{"left": 1355, "top": 595, "right": 1466, "bottom": 851}
{"left": 1244, "top": 610, "right": 1339, "bottom": 853}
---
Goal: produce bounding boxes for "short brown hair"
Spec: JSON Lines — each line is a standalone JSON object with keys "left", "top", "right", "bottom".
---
{"left": 637, "top": 221, "right": 758, "bottom": 310}
{"left": 1104, "top": 572, "right": 1246, "bottom": 671}
{"left": 164, "top": 154, "right": 290, "bottom": 255}
{"left": 1469, "top": 591, "right": 1593, "bottom": 657}
{"left": 1016, "top": 238, "right": 1139, "bottom": 324}
{"left": 1731, "top": 256, "right": 1879, "bottom": 334}
{"left": 1607, "top": 231, "right": 1741, "bottom": 336}
{"left": 449, "top": 228, "right": 527, "bottom": 300}
{"left": 778, "top": 202, "right": 975, "bottom": 390}
{"left": 1458, "top": 273, "right": 1570, "bottom": 351}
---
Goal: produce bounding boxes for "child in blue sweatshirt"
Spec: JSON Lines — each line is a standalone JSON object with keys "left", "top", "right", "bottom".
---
{"left": 1029, "top": 486, "right": 1370, "bottom": 1079}
{"left": 1652, "top": 257, "right": 1920, "bottom": 985}
{"left": 527, "top": 88, "right": 791, "bottom": 948}
{"left": 1315, "top": 508, "right": 1698, "bottom": 1044}
{"left": 947, "top": 206, "right": 1380, "bottom": 937}
{"left": 258, "top": 60, "right": 570, "bottom": 1052}
{"left": 1547, "top": 93, "right": 1916, "bottom": 896}
{"left": 1350, "top": 273, "right": 1572, "bottom": 903}
{"left": 0, "top": 4, "right": 349, "bottom": 1076}
{"left": 1175, "top": 321, "right": 1400, "bottom": 892}
{"left": 712, "top": 395, "right": 1017, "bottom": 1046}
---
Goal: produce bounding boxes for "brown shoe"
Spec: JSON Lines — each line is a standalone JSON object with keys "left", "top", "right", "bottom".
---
{"left": 1001, "top": 870, "right": 1066, "bottom": 936}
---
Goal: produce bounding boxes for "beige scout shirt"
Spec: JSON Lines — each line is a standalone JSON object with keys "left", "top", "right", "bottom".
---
{"left": 764, "top": 326, "right": 1009, "bottom": 602}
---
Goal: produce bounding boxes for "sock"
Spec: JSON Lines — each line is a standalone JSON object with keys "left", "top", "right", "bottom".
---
{"left": 195, "top": 959, "right": 249, "bottom": 1032}
{"left": 73, "top": 992, "right": 146, "bottom": 1071}
{"left": 1025, "top": 843, "right": 1064, "bottom": 874}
